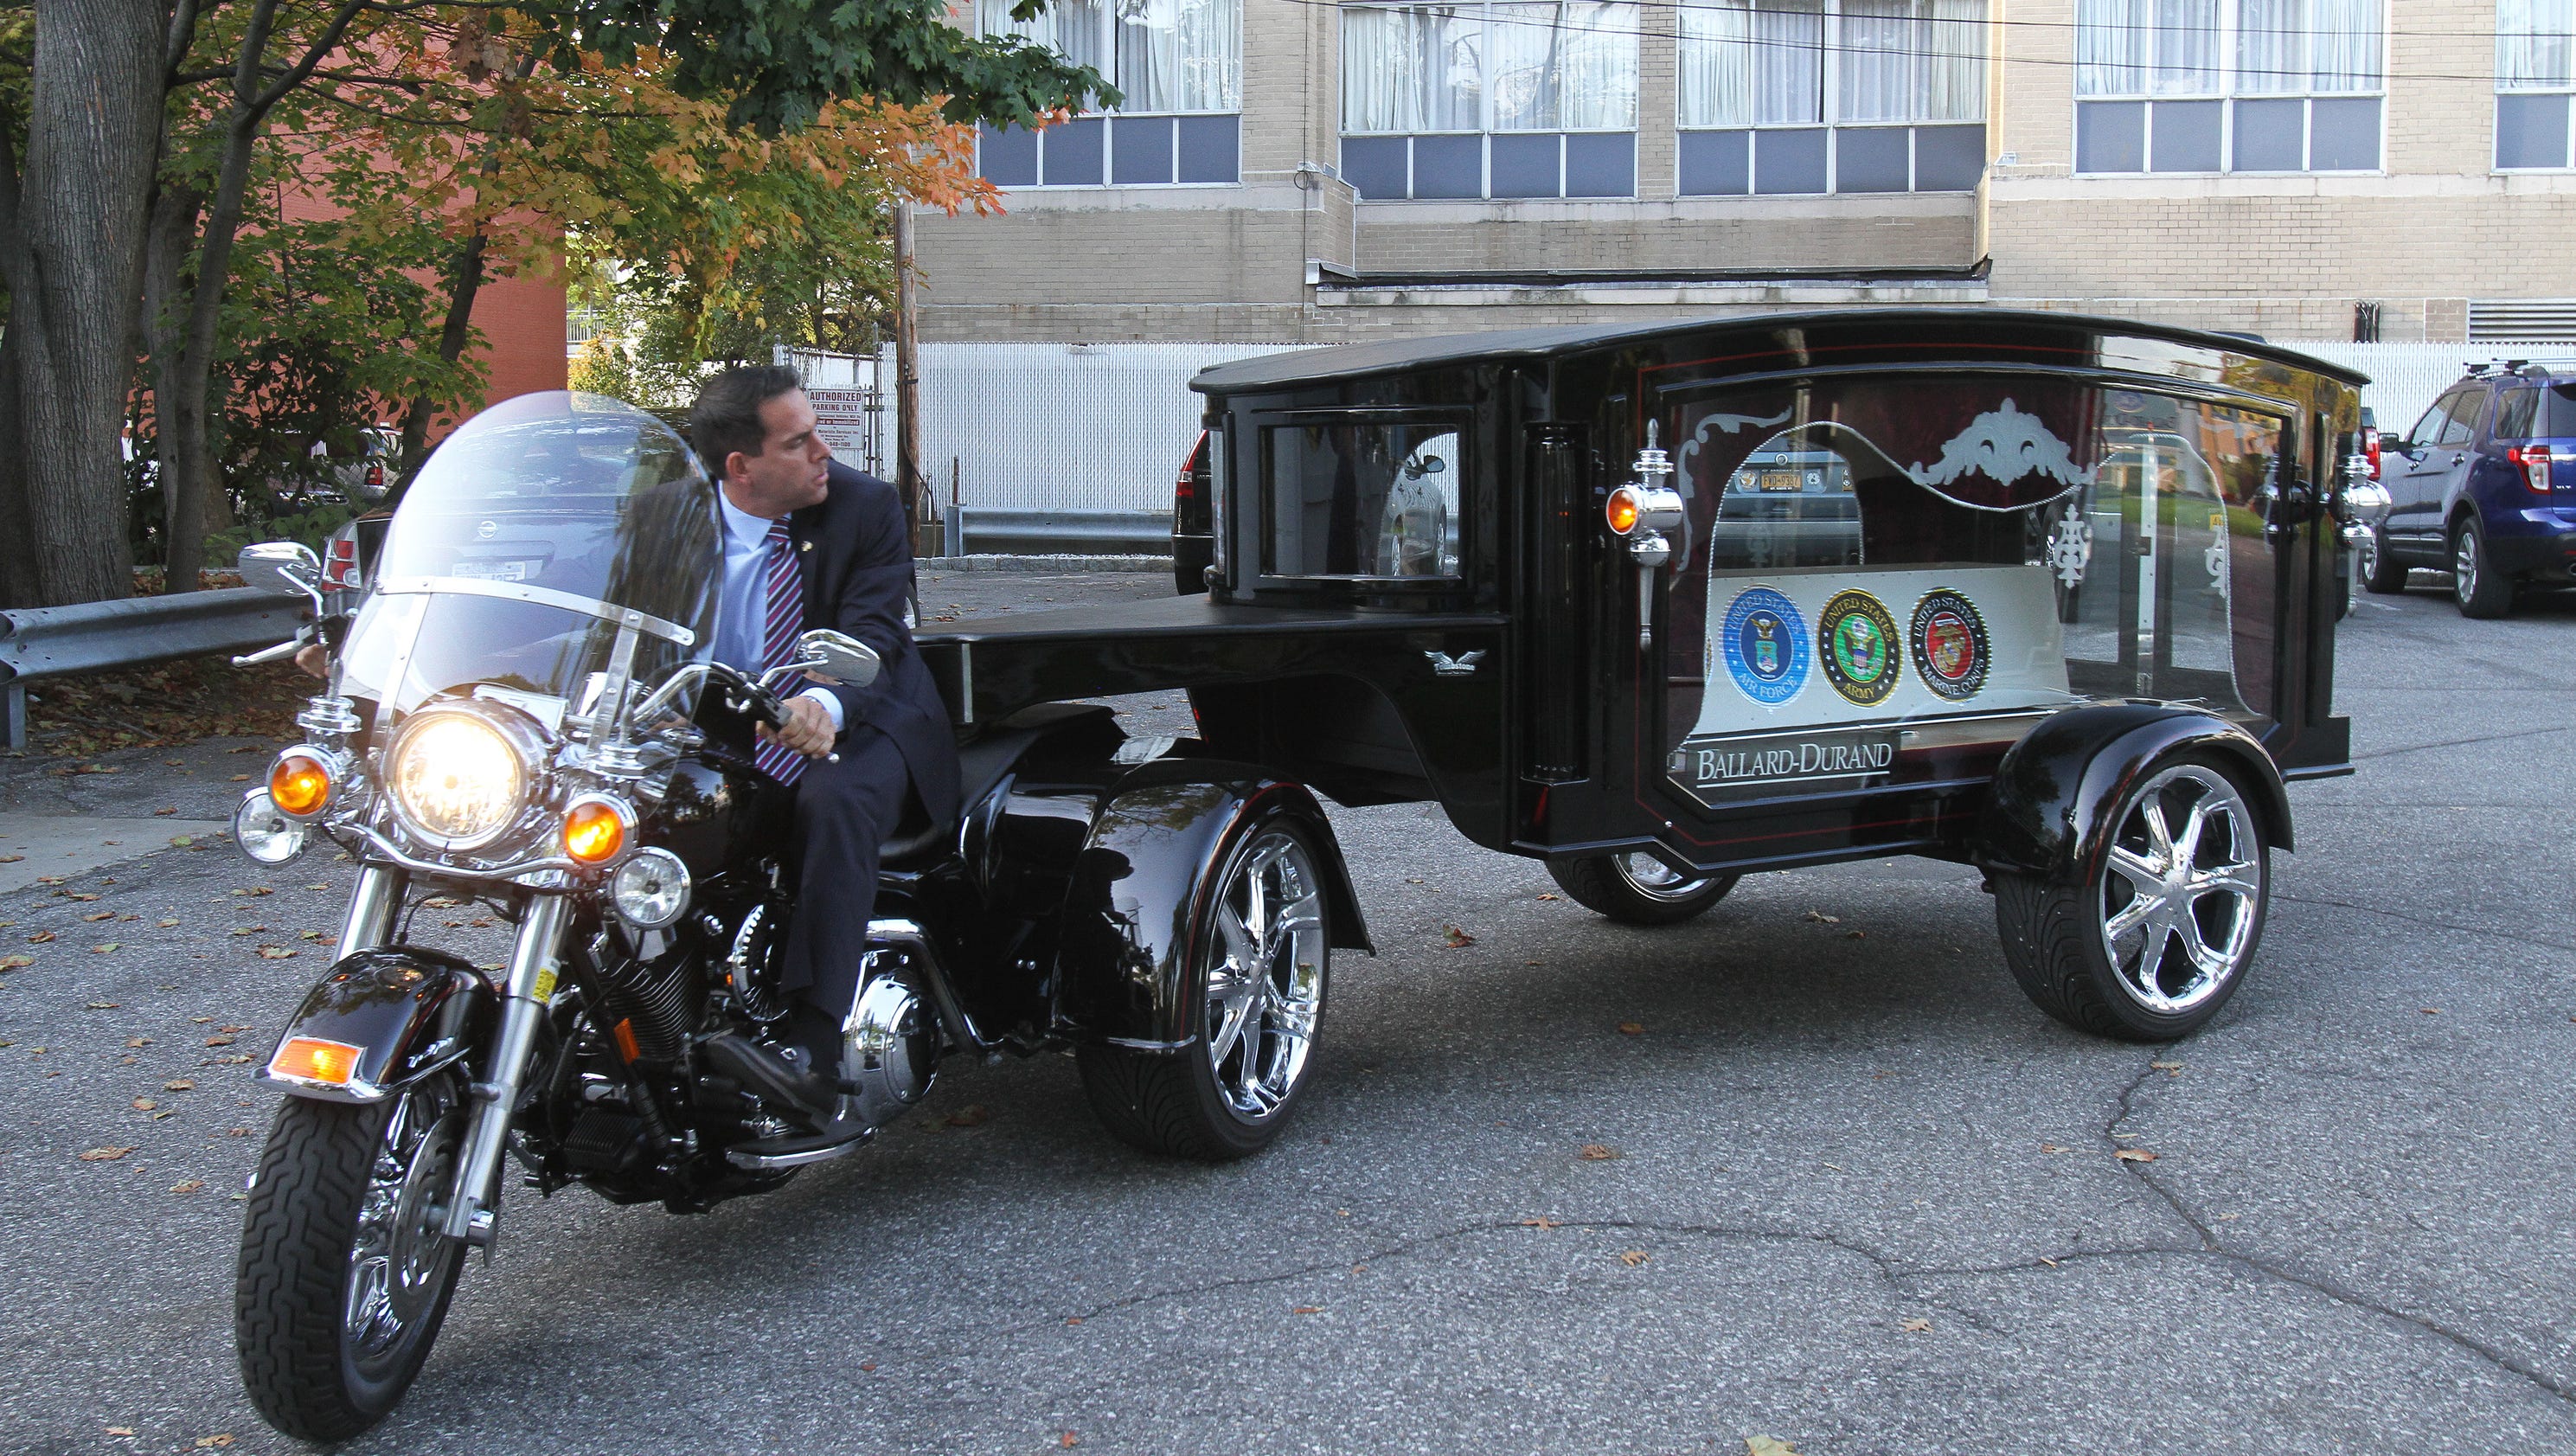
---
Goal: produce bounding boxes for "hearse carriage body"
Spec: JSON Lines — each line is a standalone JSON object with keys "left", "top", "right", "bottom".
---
{"left": 919, "top": 310, "right": 2367, "bottom": 1042}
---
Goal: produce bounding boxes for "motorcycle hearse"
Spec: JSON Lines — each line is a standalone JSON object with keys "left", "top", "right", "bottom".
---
{"left": 223, "top": 310, "right": 2362, "bottom": 1437}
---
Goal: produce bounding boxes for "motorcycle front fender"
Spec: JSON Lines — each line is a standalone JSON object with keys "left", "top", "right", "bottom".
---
{"left": 257, "top": 947, "right": 497, "bottom": 1105}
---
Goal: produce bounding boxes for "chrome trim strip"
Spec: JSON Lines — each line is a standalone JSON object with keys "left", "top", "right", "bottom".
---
{"left": 344, "top": 823, "right": 585, "bottom": 883}
{"left": 723, "top": 1133, "right": 872, "bottom": 1171}
{"left": 375, "top": 575, "right": 697, "bottom": 648}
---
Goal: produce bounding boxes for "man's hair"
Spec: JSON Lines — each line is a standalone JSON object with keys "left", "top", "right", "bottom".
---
{"left": 690, "top": 364, "right": 804, "bottom": 477}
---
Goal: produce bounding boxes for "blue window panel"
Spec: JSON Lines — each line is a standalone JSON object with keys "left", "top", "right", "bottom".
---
{"left": 1754, "top": 129, "right": 1829, "bottom": 194}
{"left": 2077, "top": 101, "right": 2146, "bottom": 173}
{"left": 2307, "top": 97, "right": 2381, "bottom": 170}
{"left": 2498, "top": 93, "right": 2572, "bottom": 170}
{"left": 978, "top": 125, "right": 1038, "bottom": 188}
{"left": 2150, "top": 100, "right": 2223, "bottom": 173}
{"left": 1836, "top": 127, "right": 1911, "bottom": 192}
{"left": 1564, "top": 132, "right": 1637, "bottom": 196}
{"left": 1490, "top": 132, "right": 1561, "bottom": 197}
{"left": 1413, "top": 135, "right": 1485, "bottom": 198}
{"left": 1677, "top": 131, "right": 1751, "bottom": 196}
{"left": 1913, "top": 125, "right": 1986, "bottom": 190}
{"left": 1177, "top": 114, "right": 1240, "bottom": 183}
{"left": 1042, "top": 117, "right": 1105, "bottom": 186}
{"left": 1341, "top": 137, "right": 1410, "bottom": 199}
{"left": 1112, "top": 116, "right": 1175, "bottom": 185}
{"left": 2231, "top": 98, "right": 2304, "bottom": 171}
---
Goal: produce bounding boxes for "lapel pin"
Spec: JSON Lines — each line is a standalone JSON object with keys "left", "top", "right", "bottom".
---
{"left": 800, "top": 540, "right": 813, "bottom": 553}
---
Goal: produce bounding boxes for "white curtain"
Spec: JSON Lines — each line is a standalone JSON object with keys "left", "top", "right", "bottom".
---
{"left": 2235, "top": 0, "right": 2302, "bottom": 93}
{"left": 2498, "top": 0, "right": 2573, "bottom": 89}
{"left": 1115, "top": 0, "right": 1242, "bottom": 111}
{"left": 1486, "top": 3, "right": 1637, "bottom": 129}
{"left": 2304, "top": 0, "right": 2381, "bottom": 91}
{"left": 1679, "top": 0, "right": 1823, "bottom": 125}
{"left": 982, "top": 0, "right": 1111, "bottom": 75}
{"left": 1836, "top": 0, "right": 1987, "bottom": 124}
{"left": 2240, "top": 0, "right": 2379, "bottom": 93}
{"left": 2150, "top": 0, "right": 2221, "bottom": 94}
{"left": 2075, "top": 0, "right": 2148, "bottom": 95}
{"left": 1342, "top": 5, "right": 1484, "bottom": 132}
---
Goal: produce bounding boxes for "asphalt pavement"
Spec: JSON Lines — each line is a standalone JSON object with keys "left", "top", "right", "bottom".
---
{"left": 1, "top": 563, "right": 2571, "bottom": 1455}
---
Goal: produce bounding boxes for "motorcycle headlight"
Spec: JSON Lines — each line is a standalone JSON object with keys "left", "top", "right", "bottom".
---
{"left": 385, "top": 706, "right": 538, "bottom": 850}
{"left": 233, "top": 791, "right": 309, "bottom": 866}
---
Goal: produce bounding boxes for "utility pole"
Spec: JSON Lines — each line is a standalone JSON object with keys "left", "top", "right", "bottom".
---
{"left": 892, "top": 198, "right": 924, "bottom": 551}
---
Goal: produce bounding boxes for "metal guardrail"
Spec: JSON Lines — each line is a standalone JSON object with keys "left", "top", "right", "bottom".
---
{"left": 952, "top": 507, "right": 1170, "bottom": 557}
{"left": 0, "top": 588, "right": 304, "bottom": 749}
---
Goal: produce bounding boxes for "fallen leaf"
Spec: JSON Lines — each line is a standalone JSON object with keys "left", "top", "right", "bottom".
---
{"left": 422, "top": 895, "right": 459, "bottom": 908}
{"left": 131, "top": 1097, "right": 157, "bottom": 1111}
{"left": 1520, "top": 1216, "right": 1562, "bottom": 1228}
{"left": 168, "top": 836, "right": 195, "bottom": 847}
{"left": 1058, "top": 1435, "right": 1078, "bottom": 1449}
{"left": 1291, "top": 1305, "right": 1323, "bottom": 1315}
{"left": 1065, "top": 1316, "right": 1083, "bottom": 1325}
{"left": 218, "top": 1024, "right": 251, "bottom": 1033}
{"left": 1579, "top": 1144, "right": 1621, "bottom": 1161}
{"left": 207, "top": 1054, "right": 253, "bottom": 1064}
{"left": 190, "top": 1016, "right": 213, "bottom": 1023}
{"left": 944, "top": 1104, "right": 990, "bottom": 1128}
{"left": 2038, "top": 1256, "right": 2060, "bottom": 1267}
{"left": 304, "top": 883, "right": 328, "bottom": 892}
{"left": 1441, "top": 925, "right": 1476, "bottom": 947}
{"left": 87, "top": 999, "right": 118, "bottom": 1008}
{"left": 1535, "top": 893, "right": 1560, "bottom": 901}
{"left": 228, "top": 927, "right": 262, "bottom": 936}
{"left": 92, "top": 943, "right": 120, "bottom": 954}
{"left": 257, "top": 946, "right": 297, "bottom": 959}
{"left": 163, "top": 1079, "right": 195, "bottom": 1091}
{"left": 1845, "top": 928, "right": 1866, "bottom": 939}
{"left": 125, "top": 1036, "right": 151, "bottom": 1048}
{"left": 298, "top": 929, "right": 322, "bottom": 940}
{"left": 204, "top": 1036, "right": 234, "bottom": 1047}
{"left": 2040, "top": 1143, "right": 2070, "bottom": 1153}
{"left": 1618, "top": 1249, "right": 1649, "bottom": 1267}
{"left": 0, "top": 955, "right": 29, "bottom": 971}
{"left": 106, "top": 1427, "right": 134, "bottom": 1437}
{"left": 157, "top": 919, "right": 179, "bottom": 927}
{"left": 79, "top": 1146, "right": 133, "bottom": 1161}
{"left": 195, "top": 1438, "right": 234, "bottom": 1450}
{"left": 1900, "top": 1317, "right": 1932, "bottom": 1333}
{"left": 25, "top": 931, "right": 52, "bottom": 943}
{"left": 64, "top": 892, "right": 99, "bottom": 901}
{"left": 0, "top": 856, "right": 19, "bottom": 863}
{"left": 858, "top": 1362, "right": 876, "bottom": 1372}
{"left": 2419, "top": 1007, "right": 2440, "bottom": 1016}
{"left": 2150, "top": 1060, "right": 2183, "bottom": 1071}
{"left": 1804, "top": 909, "right": 1841, "bottom": 924}
{"left": 1746, "top": 1439, "right": 1802, "bottom": 1456}
{"left": 151, "top": 1110, "right": 174, "bottom": 1120}
{"left": 2114, "top": 1149, "right": 2158, "bottom": 1163}
{"left": 228, "top": 773, "right": 250, "bottom": 782}
{"left": 81, "top": 911, "right": 113, "bottom": 922}
{"left": 1618, "top": 1022, "right": 1644, "bottom": 1035}
{"left": 170, "top": 1179, "right": 204, "bottom": 1194}
{"left": 153, "top": 807, "right": 176, "bottom": 817}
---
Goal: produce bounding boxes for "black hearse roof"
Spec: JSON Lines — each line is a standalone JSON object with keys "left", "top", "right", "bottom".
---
{"left": 1188, "top": 309, "right": 2369, "bottom": 394}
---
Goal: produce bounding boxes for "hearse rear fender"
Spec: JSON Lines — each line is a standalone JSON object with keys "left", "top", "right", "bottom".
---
{"left": 1054, "top": 760, "right": 1370, "bottom": 1052}
{"left": 257, "top": 948, "right": 497, "bottom": 1104}
{"left": 1972, "top": 705, "right": 2292, "bottom": 886}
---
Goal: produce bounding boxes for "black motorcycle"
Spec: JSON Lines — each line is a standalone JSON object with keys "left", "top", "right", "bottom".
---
{"left": 226, "top": 393, "right": 1364, "bottom": 1440}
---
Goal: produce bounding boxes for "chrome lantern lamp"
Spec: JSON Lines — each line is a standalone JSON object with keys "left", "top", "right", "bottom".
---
{"left": 1604, "top": 421, "right": 1685, "bottom": 650}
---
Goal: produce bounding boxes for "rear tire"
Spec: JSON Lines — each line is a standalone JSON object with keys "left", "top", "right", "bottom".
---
{"left": 1079, "top": 815, "right": 1330, "bottom": 1161}
{"left": 236, "top": 1081, "right": 465, "bottom": 1441}
{"left": 2454, "top": 519, "right": 2514, "bottom": 619}
{"left": 1548, "top": 852, "right": 1740, "bottom": 927}
{"left": 2359, "top": 523, "right": 2407, "bottom": 593}
{"left": 1993, "top": 755, "right": 2270, "bottom": 1042}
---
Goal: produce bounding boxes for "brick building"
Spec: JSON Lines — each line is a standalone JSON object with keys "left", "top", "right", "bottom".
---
{"left": 915, "top": 0, "right": 2576, "bottom": 345}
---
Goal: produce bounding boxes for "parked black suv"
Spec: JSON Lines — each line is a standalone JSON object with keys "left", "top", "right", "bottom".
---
{"left": 2363, "top": 361, "right": 2576, "bottom": 617}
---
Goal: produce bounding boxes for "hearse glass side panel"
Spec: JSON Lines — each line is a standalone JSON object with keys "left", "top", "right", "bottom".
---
{"left": 1654, "top": 373, "right": 2286, "bottom": 807}
{"left": 1260, "top": 417, "right": 1467, "bottom": 581}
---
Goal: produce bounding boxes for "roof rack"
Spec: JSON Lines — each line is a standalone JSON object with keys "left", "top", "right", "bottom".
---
{"left": 2466, "top": 358, "right": 2576, "bottom": 378}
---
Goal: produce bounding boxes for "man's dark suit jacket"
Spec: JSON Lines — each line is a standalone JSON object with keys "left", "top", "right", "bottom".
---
{"left": 785, "top": 460, "right": 959, "bottom": 823}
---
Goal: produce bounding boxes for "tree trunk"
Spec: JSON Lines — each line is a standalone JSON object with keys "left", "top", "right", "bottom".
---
{"left": 0, "top": 342, "right": 35, "bottom": 606}
{"left": 0, "top": 0, "right": 165, "bottom": 604}
{"left": 143, "top": 181, "right": 206, "bottom": 580}
{"left": 389, "top": 227, "right": 489, "bottom": 499}
{"left": 892, "top": 201, "right": 921, "bottom": 545}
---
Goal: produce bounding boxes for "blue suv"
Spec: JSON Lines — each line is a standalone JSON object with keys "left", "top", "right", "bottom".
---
{"left": 2362, "top": 362, "right": 2576, "bottom": 617}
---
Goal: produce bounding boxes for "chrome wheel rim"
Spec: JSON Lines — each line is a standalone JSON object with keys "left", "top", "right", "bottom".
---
{"left": 2455, "top": 534, "right": 2477, "bottom": 603}
{"left": 1203, "top": 830, "right": 1327, "bottom": 1124}
{"left": 1612, "top": 851, "right": 1720, "bottom": 904}
{"left": 343, "top": 1082, "right": 461, "bottom": 1376}
{"left": 2099, "top": 764, "right": 2263, "bottom": 1015}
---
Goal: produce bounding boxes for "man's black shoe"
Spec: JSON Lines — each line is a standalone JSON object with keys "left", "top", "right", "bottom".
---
{"left": 702, "top": 1032, "right": 840, "bottom": 1126}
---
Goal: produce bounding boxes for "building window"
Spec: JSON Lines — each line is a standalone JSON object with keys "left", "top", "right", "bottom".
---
{"left": 1338, "top": 4, "right": 1641, "bottom": 201}
{"left": 2498, "top": 0, "right": 2576, "bottom": 170}
{"left": 2073, "top": 0, "right": 2383, "bottom": 174}
{"left": 976, "top": 0, "right": 1243, "bottom": 188}
{"left": 1676, "top": 0, "right": 1986, "bottom": 196}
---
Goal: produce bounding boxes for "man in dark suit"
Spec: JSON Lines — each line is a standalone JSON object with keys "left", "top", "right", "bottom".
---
{"left": 687, "top": 365, "right": 959, "bottom": 1132}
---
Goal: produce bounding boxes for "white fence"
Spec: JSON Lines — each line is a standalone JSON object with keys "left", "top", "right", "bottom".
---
{"left": 874, "top": 338, "right": 2576, "bottom": 520}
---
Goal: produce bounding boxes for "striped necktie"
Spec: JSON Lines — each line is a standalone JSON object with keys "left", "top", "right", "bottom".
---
{"left": 753, "top": 519, "right": 806, "bottom": 786}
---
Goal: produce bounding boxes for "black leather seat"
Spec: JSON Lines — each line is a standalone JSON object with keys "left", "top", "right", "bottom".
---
{"left": 876, "top": 702, "right": 1120, "bottom": 865}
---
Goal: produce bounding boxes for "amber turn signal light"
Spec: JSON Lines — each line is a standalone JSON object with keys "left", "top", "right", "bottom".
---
{"left": 270, "top": 1036, "right": 361, "bottom": 1087}
{"left": 1605, "top": 486, "right": 1642, "bottom": 536}
{"left": 269, "top": 751, "right": 333, "bottom": 818}
{"left": 562, "top": 796, "right": 631, "bottom": 865}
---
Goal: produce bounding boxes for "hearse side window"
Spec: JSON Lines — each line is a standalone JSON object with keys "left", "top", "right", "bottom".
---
{"left": 1707, "top": 431, "right": 1866, "bottom": 572}
{"left": 1261, "top": 421, "right": 1462, "bottom": 580}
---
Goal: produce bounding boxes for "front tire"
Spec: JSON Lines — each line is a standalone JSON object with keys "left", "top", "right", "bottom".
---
{"left": 1548, "top": 852, "right": 1740, "bottom": 926}
{"left": 2359, "top": 523, "right": 2407, "bottom": 593}
{"left": 1079, "top": 816, "right": 1330, "bottom": 1161}
{"left": 237, "top": 1079, "right": 466, "bottom": 1442}
{"left": 2454, "top": 519, "right": 2514, "bottom": 618}
{"left": 1993, "top": 756, "right": 2270, "bottom": 1042}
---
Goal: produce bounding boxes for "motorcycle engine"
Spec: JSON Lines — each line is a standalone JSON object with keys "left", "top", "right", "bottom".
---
{"left": 838, "top": 976, "right": 936, "bottom": 1128}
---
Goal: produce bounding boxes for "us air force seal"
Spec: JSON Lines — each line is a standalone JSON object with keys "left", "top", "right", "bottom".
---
{"left": 1721, "top": 587, "right": 1809, "bottom": 706}
{"left": 1908, "top": 588, "right": 1990, "bottom": 701}
{"left": 1817, "top": 589, "right": 1900, "bottom": 707}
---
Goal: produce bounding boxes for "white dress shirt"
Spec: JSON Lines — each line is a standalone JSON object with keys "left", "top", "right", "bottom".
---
{"left": 714, "top": 491, "right": 843, "bottom": 732}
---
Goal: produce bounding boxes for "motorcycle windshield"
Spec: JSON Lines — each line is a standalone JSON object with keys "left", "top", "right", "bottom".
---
{"left": 337, "top": 392, "right": 721, "bottom": 730}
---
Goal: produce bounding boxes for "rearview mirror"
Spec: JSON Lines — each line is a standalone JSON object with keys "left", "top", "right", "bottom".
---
{"left": 237, "top": 542, "right": 324, "bottom": 607}
{"left": 795, "top": 628, "right": 880, "bottom": 689}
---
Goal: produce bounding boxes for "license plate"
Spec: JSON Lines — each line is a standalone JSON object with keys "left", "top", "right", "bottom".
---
{"left": 452, "top": 559, "right": 531, "bottom": 582}
{"left": 1758, "top": 471, "right": 1803, "bottom": 492}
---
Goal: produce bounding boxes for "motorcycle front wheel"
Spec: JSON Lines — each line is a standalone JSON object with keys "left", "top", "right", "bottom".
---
{"left": 236, "top": 1075, "right": 466, "bottom": 1441}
